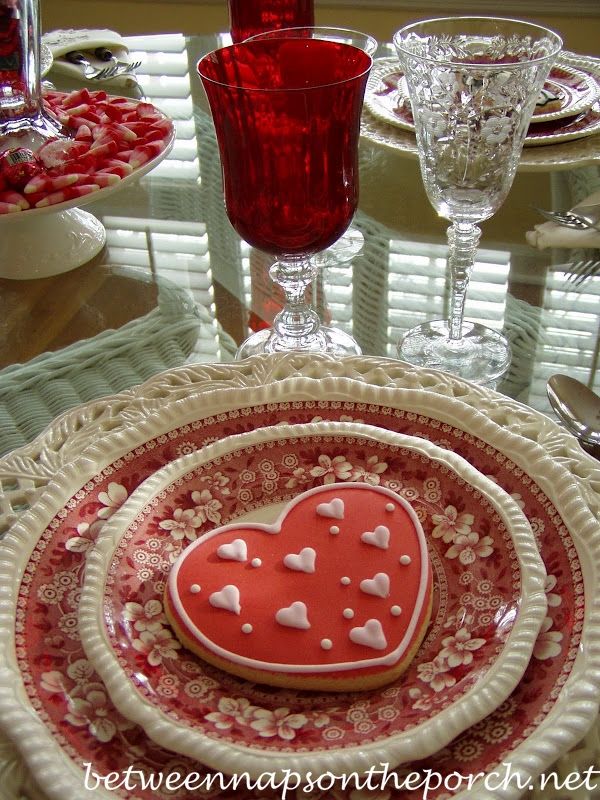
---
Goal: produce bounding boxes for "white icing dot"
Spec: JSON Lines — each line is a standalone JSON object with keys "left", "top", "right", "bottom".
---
{"left": 190, "top": 584, "right": 201, "bottom": 594}
{"left": 340, "top": 576, "right": 351, "bottom": 586}
{"left": 385, "top": 503, "right": 395, "bottom": 512}
{"left": 251, "top": 558, "right": 262, "bottom": 568}
{"left": 343, "top": 608, "right": 354, "bottom": 619}
{"left": 391, "top": 605, "right": 402, "bottom": 616}
{"left": 329, "top": 525, "right": 340, "bottom": 535}
{"left": 321, "top": 638, "right": 333, "bottom": 650}
{"left": 399, "top": 555, "right": 412, "bottom": 565}
{"left": 241, "top": 623, "right": 253, "bottom": 634}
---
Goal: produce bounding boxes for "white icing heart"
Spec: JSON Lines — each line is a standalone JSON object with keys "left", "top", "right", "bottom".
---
{"left": 216, "top": 538, "right": 248, "bottom": 562}
{"left": 349, "top": 619, "right": 387, "bottom": 650}
{"left": 283, "top": 547, "right": 316, "bottom": 574}
{"left": 359, "top": 572, "right": 390, "bottom": 598}
{"left": 316, "top": 497, "right": 344, "bottom": 520}
{"left": 209, "top": 585, "right": 241, "bottom": 615}
{"left": 360, "top": 525, "right": 390, "bottom": 550}
{"left": 275, "top": 601, "right": 310, "bottom": 630}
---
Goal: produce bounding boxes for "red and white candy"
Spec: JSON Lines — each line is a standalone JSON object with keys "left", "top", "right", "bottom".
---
{"left": 0, "top": 89, "right": 173, "bottom": 214}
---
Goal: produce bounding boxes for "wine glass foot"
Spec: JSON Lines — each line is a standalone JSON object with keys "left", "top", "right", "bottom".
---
{"left": 236, "top": 325, "right": 361, "bottom": 360}
{"left": 0, "top": 111, "right": 66, "bottom": 153}
{"left": 398, "top": 319, "right": 511, "bottom": 384}
{"left": 311, "top": 227, "right": 364, "bottom": 268}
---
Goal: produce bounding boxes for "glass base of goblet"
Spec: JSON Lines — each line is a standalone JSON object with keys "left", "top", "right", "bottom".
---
{"left": 236, "top": 325, "right": 362, "bottom": 360}
{"left": 311, "top": 227, "right": 364, "bottom": 268}
{"left": 0, "top": 109, "right": 66, "bottom": 152}
{"left": 398, "top": 319, "right": 511, "bottom": 384}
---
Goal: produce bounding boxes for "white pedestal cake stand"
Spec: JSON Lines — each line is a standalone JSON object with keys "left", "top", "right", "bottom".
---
{"left": 0, "top": 134, "right": 173, "bottom": 280}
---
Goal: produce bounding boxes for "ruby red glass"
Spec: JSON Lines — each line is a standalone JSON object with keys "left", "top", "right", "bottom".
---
{"left": 198, "top": 38, "right": 371, "bottom": 358}
{"left": 227, "top": 0, "right": 314, "bottom": 44}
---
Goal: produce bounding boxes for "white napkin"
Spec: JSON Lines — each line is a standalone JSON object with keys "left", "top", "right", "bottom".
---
{"left": 42, "top": 28, "right": 138, "bottom": 88}
{"left": 526, "top": 190, "right": 600, "bottom": 250}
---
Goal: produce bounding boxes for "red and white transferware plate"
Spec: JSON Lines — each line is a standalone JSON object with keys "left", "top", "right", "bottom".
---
{"left": 0, "top": 358, "right": 598, "bottom": 800}
{"left": 79, "top": 421, "right": 546, "bottom": 777}
{"left": 365, "top": 54, "right": 600, "bottom": 147}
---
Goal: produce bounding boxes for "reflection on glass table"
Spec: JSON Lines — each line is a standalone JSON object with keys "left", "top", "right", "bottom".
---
{"left": 4, "top": 31, "right": 597, "bottom": 427}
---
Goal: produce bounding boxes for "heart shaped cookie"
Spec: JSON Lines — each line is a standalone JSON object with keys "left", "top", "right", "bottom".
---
{"left": 165, "top": 483, "right": 432, "bottom": 691}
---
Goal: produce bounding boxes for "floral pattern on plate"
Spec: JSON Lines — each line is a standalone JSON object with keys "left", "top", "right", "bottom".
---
{"left": 366, "top": 58, "right": 600, "bottom": 147}
{"left": 94, "top": 431, "right": 520, "bottom": 752}
{"left": 15, "top": 401, "right": 581, "bottom": 799}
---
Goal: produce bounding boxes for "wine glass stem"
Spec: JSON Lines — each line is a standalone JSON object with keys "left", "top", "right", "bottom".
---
{"left": 447, "top": 222, "right": 481, "bottom": 341}
{"left": 270, "top": 256, "right": 321, "bottom": 344}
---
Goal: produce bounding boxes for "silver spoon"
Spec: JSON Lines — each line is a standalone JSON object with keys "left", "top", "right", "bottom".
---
{"left": 547, "top": 374, "right": 600, "bottom": 458}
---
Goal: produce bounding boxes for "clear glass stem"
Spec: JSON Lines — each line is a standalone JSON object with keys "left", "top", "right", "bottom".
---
{"left": 0, "top": 0, "right": 63, "bottom": 143}
{"left": 269, "top": 256, "right": 321, "bottom": 346}
{"left": 447, "top": 221, "right": 481, "bottom": 341}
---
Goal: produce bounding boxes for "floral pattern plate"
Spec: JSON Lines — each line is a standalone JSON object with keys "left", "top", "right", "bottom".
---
{"left": 79, "top": 421, "right": 545, "bottom": 777}
{"left": 0, "top": 370, "right": 595, "bottom": 800}
{"left": 365, "top": 56, "right": 600, "bottom": 147}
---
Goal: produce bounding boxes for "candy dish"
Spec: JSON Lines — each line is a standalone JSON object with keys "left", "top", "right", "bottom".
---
{"left": 79, "top": 421, "right": 545, "bottom": 777}
{"left": 0, "top": 93, "right": 174, "bottom": 279}
{"left": 0, "top": 354, "right": 598, "bottom": 800}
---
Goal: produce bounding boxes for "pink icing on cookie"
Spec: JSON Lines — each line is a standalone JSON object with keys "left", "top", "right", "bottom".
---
{"left": 167, "top": 483, "right": 431, "bottom": 679}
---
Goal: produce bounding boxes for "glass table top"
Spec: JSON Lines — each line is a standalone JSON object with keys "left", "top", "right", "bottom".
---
{"left": 1, "top": 31, "right": 599, "bottom": 454}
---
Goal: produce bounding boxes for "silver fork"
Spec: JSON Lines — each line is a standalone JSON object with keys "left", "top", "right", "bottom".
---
{"left": 65, "top": 52, "right": 121, "bottom": 80}
{"left": 534, "top": 203, "right": 600, "bottom": 231}
{"left": 561, "top": 259, "right": 600, "bottom": 287}
{"left": 93, "top": 47, "right": 142, "bottom": 73}
{"left": 111, "top": 59, "right": 142, "bottom": 72}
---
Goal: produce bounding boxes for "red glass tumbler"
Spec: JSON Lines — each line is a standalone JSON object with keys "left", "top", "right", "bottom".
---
{"left": 198, "top": 38, "right": 371, "bottom": 358}
{"left": 228, "top": 0, "right": 314, "bottom": 44}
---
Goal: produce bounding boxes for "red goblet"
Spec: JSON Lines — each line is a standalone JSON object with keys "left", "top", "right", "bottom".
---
{"left": 227, "top": 0, "right": 314, "bottom": 44}
{"left": 198, "top": 38, "right": 371, "bottom": 357}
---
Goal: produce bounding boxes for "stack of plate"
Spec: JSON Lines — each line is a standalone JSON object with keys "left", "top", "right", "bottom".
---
{"left": 0, "top": 353, "right": 599, "bottom": 800}
{"left": 361, "top": 51, "right": 600, "bottom": 170}
{"left": 364, "top": 51, "right": 600, "bottom": 148}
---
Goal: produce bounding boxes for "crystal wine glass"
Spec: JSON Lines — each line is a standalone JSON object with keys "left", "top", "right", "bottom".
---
{"left": 227, "top": 0, "right": 314, "bottom": 44}
{"left": 198, "top": 38, "right": 372, "bottom": 358}
{"left": 247, "top": 26, "right": 379, "bottom": 267}
{"left": 393, "top": 17, "right": 562, "bottom": 383}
